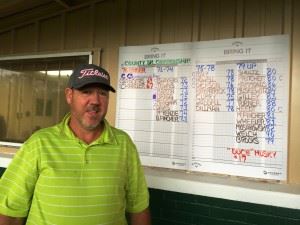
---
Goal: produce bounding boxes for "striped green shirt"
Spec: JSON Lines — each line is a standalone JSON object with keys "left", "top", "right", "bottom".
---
{"left": 0, "top": 114, "right": 149, "bottom": 225}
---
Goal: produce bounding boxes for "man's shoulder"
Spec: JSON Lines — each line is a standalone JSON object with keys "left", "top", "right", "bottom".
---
{"left": 19, "top": 124, "right": 63, "bottom": 152}
{"left": 108, "top": 124, "right": 131, "bottom": 139}
{"left": 105, "top": 122, "right": 134, "bottom": 145}
{"left": 109, "top": 125, "right": 126, "bottom": 135}
{"left": 27, "top": 123, "right": 61, "bottom": 143}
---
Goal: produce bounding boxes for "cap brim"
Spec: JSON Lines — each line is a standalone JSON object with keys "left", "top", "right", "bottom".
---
{"left": 74, "top": 82, "right": 116, "bottom": 93}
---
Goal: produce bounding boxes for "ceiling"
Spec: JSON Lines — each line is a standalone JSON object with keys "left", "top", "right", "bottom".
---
{"left": 0, "top": 0, "right": 98, "bottom": 31}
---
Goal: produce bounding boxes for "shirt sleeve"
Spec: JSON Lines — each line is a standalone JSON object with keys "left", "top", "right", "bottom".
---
{"left": 125, "top": 138, "right": 149, "bottom": 213}
{"left": 0, "top": 140, "right": 40, "bottom": 217}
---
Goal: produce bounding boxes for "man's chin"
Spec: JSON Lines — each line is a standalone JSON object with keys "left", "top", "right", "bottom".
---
{"left": 83, "top": 124, "right": 100, "bottom": 131}
{"left": 81, "top": 119, "right": 102, "bottom": 131}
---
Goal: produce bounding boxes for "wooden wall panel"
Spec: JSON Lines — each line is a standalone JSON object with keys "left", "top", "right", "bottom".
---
{"left": 94, "top": 3, "right": 110, "bottom": 50}
{"left": 191, "top": 0, "right": 201, "bottom": 41}
{"left": 199, "top": 0, "right": 220, "bottom": 40}
{"left": 283, "top": 0, "right": 292, "bottom": 34}
{"left": 234, "top": 0, "right": 245, "bottom": 38}
{"left": 14, "top": 24, "right": 36, "bottom": 53}
{"left": 243, "top": 0, "right": 264, "bottom": 36}
{"left": 64, "top": 7, "right": 90, "bottom": 50}
{"left": 289, "top": 0, "right": 300, "bottom": 184}
{"left": 0, "top": 32, "right": 12, "bottom": 54}
{"left": 217, "top": 0, "right": 237, "bottom": 39}
{"left": 159, "top": 0, "right": 194, "bottom": 43}
{"left": 39, "top": 16, "right": 62, "bottom": 52}
{"left": 264, "top": 0, "right": 284, "bottom": 35}
{"left": 125, "top": 0, "right": 156, "bottom": 45}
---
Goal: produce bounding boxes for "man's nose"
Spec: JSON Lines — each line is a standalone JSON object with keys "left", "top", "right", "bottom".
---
{"left": 89, "top": 91, "right": 101, "bottom": 104}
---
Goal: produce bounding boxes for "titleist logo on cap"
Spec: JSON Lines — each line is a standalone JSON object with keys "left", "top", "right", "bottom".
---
{"left": 78, "top": 69, "right": 109, "bottom": 80}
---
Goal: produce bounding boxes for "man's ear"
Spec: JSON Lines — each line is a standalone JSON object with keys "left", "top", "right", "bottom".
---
{"left": 65, "top": 88, "right": 73, "bottom": 104}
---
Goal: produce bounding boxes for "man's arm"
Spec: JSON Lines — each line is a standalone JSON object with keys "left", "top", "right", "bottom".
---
{"left": 129, "top": 208, "right": 151, "bottom": 225}
{"left": 0, "top": 215, "right": 25, "bottom": 225}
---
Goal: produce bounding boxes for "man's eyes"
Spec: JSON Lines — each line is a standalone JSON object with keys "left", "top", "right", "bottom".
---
{"left": 81, "top": 90, "right": 91, "bottom": 94}
{"left": 81, "top": 89, "right": 108, "bottom": 96}
{"left": 98, "top": 90, "right": 109, "bottom": 96}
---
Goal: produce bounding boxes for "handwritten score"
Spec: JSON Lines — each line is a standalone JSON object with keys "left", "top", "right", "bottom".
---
{"left": 115, "top": 35, "right": 289, "bottom": 180}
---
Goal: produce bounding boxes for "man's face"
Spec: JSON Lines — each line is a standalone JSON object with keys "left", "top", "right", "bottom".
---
{"left": 65, "top": 85, "right": 109, "bottom": 131}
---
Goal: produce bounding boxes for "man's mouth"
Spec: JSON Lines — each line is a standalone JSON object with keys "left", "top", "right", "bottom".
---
{"left": 87, "top": 111, "right": 98, "bottom": 115}
{"left": 86, "top": 107, "right": 100, "bottom": 116}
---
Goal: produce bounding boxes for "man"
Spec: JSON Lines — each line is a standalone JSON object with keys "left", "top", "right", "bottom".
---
{"left": 0, "top": 64, "right": 151, "bottom": 225}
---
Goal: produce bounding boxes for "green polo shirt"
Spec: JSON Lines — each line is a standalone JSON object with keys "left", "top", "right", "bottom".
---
{"left": 0, "top": 114, "right": 149, "bottom": 225}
